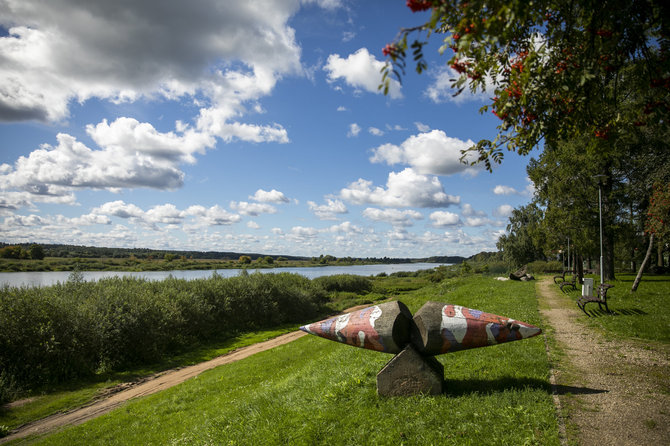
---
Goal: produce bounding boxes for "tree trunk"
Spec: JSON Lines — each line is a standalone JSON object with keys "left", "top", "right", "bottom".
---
{"left": 632, "top": 233, "right": 654, "bottom": 292}
{"left": 658, "top": 242, "right": 664, "bottom": 268}
{"left": 601, "top": 174, "right": 616, "bottom": 282}
{"left": 577, "top": 253, "right": 584, "bottom": 284}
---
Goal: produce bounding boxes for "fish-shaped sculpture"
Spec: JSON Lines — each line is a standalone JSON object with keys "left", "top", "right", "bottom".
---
{"left": 300, "top": 300, "right": 541, "bottom": 356}
{"left": 411, "top": 301, "right": 542, "bottom": 356}
{"left": 299, "top": 301, "right": 412, "bottom": 354}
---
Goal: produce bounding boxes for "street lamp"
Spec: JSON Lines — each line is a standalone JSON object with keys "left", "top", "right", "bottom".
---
{"left": 594, "top": 174, "right": 607, "bottom": 285}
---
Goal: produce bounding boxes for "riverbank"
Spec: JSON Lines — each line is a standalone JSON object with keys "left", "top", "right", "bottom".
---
{"left": 0, "top": 256, "right": 384, "bottom": 273}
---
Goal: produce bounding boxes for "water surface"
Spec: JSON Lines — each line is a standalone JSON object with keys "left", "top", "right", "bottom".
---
{"left": 0, "top": 263, "right": 447, "bottom": 288}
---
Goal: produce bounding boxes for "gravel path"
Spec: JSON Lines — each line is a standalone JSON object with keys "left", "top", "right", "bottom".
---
{"left": 537, "top": 277, "right": 670, "bottom": 445}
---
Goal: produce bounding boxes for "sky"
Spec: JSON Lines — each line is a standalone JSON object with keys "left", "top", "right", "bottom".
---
{"left": 0, "top": 0, "right": 537, "bottom": 258}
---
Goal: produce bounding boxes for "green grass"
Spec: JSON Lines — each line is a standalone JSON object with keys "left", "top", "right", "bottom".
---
{"left": 559, "top": 274, "right": 670, "bottom": 342}
{"left": 17, "top": 276, "right": 560, "bottom": 445}
{"left": 0, "top": 326, "right": 298, "bottom": 433}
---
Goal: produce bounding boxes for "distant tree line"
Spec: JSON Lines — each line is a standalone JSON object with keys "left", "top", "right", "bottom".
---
{"left": 0, "top": 243, "right": 467, "bottom": 265}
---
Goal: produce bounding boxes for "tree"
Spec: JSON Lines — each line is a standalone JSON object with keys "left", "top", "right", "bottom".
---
{"left": 633, "top": 183, "right": 670, "bottom": 291}
{"left": 496, "top": 203, "right": 547, "bottom": 267}
{"left": 28, "top": 244, "right": 45, "bottom": 260}
{"left": 238, "top": 255, "right": 252, "bottom": 264}
{"left": 382, "top": 0, "right": 669, "bottom": 170}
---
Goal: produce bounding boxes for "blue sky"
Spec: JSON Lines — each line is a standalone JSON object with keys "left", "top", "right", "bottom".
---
{"left": 0, "top": 0, "right": 536, "bottom": 258}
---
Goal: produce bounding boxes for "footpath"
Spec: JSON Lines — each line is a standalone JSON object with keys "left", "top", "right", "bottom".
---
{"left": 538, "top": 277, "right": 670, "bottom": 445}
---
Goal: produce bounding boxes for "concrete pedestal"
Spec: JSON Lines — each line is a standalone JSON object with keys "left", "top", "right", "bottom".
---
{"left": 376, "top": 345, "right": 444, "bottom": 396}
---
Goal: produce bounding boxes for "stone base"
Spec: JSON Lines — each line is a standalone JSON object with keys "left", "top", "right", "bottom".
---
{"left": 376, "top": 345, "right": 444, "bottom": 396}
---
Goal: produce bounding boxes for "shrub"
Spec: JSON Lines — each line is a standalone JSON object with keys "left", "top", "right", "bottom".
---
{"left": 0, "top": 273, "right": 328, "bottom": 396}
{"left": 313, "top": 274, "right": 372, "bottom": 293}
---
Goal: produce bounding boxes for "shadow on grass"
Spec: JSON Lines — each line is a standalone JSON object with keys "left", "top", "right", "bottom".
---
{"left": 443, "top": 377, "right": 606, "bottom": 397}
{"left": 583, "top": 308, "right": 648, "bottom": 318}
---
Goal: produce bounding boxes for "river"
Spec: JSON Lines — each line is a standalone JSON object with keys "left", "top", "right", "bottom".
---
{"left": 0, "top": 263, "right": 448, "bottom": 288}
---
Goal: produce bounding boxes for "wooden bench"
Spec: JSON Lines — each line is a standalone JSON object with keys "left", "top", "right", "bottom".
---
{"left": 553, "top": 271, "right": 569, "bottom": 284}
{"left": 559, "top": 275, "right": 577, "bottom": 292}
{"left": 577, "top": 283, "right": 613, "bottom": 315}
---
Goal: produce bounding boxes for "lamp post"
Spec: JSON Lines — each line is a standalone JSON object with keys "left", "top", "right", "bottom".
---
{"left": 594, "top": 175, "right": 607, "bottom": 285}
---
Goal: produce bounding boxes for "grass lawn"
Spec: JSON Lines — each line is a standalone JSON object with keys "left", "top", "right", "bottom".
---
{"left": 559, "top": 273, "right": 670, "bottom": 342}
{"left": 19, "top": 276, "right": 560, "bottom": 445}
{"left": 0, "top": 327, "right": 299, "bottom": 433}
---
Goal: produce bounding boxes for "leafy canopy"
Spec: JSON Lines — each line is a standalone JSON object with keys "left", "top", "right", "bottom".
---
{"left": 382, "top": 0, "right": 670, "bottom": 170}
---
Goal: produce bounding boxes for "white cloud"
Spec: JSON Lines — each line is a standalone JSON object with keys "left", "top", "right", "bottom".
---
{"left": 461, "top": 203, "right": 487, "bottom": 217}
{"left": 308, "top": 199, "right": 348, "bottom": 220}
{"left": 247, "top": 221, "right": 260, "bottom": 229}
{"left": 369, "top": 129, "right": 480, "bottom": 176}
{"left": 463, "top": 217, "right": 491, "bottom": 227}
{"left": 347, "top": 123, "right": 361, "bottom": 137}
{"left": 289, "top": 226, "right": 319, "bottom": 239}
{"left": 363, "top": 208, "right": 423, "bottom": 227}
{"left": 0, "top": 120, "right": 214, "bottom": 199}
{"left": 250, "top": 189, "right": 289, "bottom": 203}
{"left": 368, "top": 127, "right": 384, "bottom": 136}
{"left": 93, "top": 200, "right": 144, "bottom": 219}
{"left": 145, "top": 204, "right": 184, "bottom": 225}
{"left": 0, "top": 1, "right": 306, "bottom": 123}
{"left": 337, "top": 106, "right": 347, "bottom": 112}
{"left": 493, "top": 185, "right": 518, "bottom": 195}
{"left": 230, "top": 201, "right": 277, "bottom": 216}
{"left": 494, "top": 179, "right": 536, "bottom": 197}
{"left": 429, "top": 211, "right": 461, "bottom": 227}
{"left": 87, "top": 117, "right": 215, "bottom": 164}
{"left": 493, "top": 204, "right": 514, "bottom": 217}
{"left": 340, "top": 168, "right": 460, "bottom": 208}
{"left": 185, "top": 205, "right": 241, "bottom": 226}
{"left": 425, "top": 67, "right": 493, "bottom": 104}
{"left": 328, "top": 221, "right": 363, "bottom": 234}
{"left": 414, "top": 122, "right": 430, "bottom": 132}
{"left": 324, "top": 48, "right": 401, "bottom": 98}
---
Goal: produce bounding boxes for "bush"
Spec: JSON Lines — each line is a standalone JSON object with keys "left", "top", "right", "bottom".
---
{"left": 313, "top": 274, "right": 372, "bottom": 293}
{"left": 526, "top": 260, "right": 563, "bottom": 274}
{"left": 0, "top": 273, "right": 328, "bottom": 396}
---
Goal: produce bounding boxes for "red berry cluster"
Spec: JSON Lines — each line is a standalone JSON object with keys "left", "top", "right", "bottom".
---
{"left": 406, "top": 0, "right": 433, "bottom": 12}
{"left": 382, "top": 43, "right": 399, "bottom": 57}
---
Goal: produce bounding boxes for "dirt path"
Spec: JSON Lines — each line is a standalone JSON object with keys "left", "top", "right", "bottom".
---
{"left": 1, "top": 330, "right": 307, "bottom": 443}
{"left": 537, "top": 277, "right": 670, "bottom": 445}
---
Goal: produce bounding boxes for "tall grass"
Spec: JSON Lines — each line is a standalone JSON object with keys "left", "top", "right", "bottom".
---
{"left": 0, "top": 272, "right": 327, "bottom": 403}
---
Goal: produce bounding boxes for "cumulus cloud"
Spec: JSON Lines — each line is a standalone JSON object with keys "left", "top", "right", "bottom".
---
{"left": 493, "top": 204, "right": 514, "bottom": 217}
{"left": 363, "top": 208, "right": 423, "bottom": 227}
{"left": 340, "top": 168, "right": 460, "bottom": 208}
{"left": 90, "top": 200, "right": 241, "bottom": 228}
{"left": 369, "top": 127, "right": 384, "bottom": 136}
{"left": 328, "top": 221, "right": 363, "bottom": 234}
{"left": 493, "top": 185, "right": 518, "bottom": 195}
{"left": 250, "top": 189, "right": 289, "bottom": 203}
{"left": 494, "top": 178, "right": 536, "bottom": 197}
{"left": 0, "top": 118, "right": 217, "bottom": 201}
{"left": 425, "top": 67, "right": 493, "bottom": 104}
{"left": 324, "top": 48, "right": 401, "bottom": 98}
{"left": 0, "top": 0, "right": 309, "bottom": 123}
{"left": 230, "top": 201, "right": 277, "bottom": 216}
{"left": 347, "top": 123, "right": 361, "bottom": 137}
{"left": 429, "top": 211, "right": 461, "bottom": 227}
{"left": 369, "top": 130, "right": 480, "bottom": 176}
{"left": 308, "top": 199, "right": 348, "bottom": 220}
{"left": 415, "top": 122, "right": 430, "bottom": 132}
{"left": 461, "top": 203, "right": 487, "bottom": 217}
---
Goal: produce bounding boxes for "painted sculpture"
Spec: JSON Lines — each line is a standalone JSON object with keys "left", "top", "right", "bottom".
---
{"left": 300, "top": 300, "right": 542, "bottom": 396}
